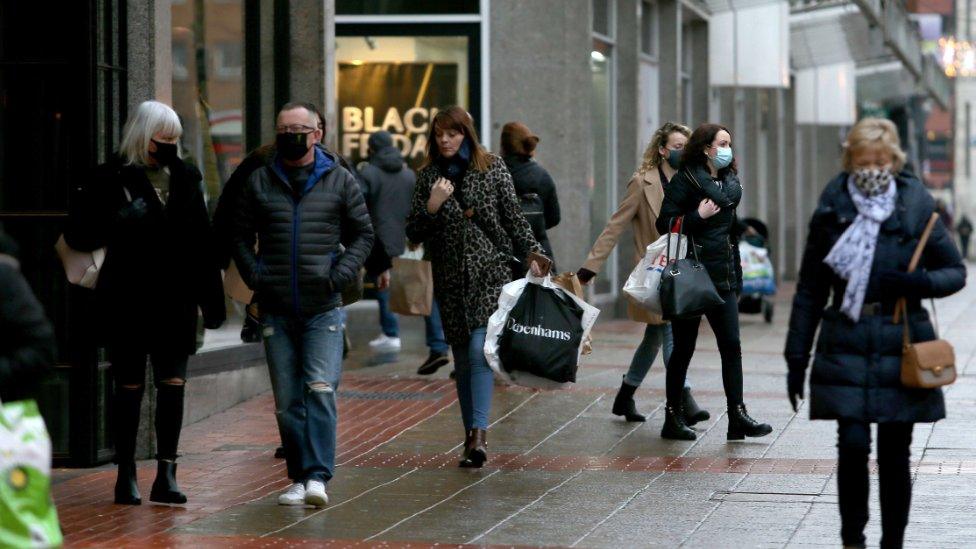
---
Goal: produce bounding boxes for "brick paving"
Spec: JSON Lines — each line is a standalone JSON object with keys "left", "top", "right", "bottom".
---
{"left": 51, "top": 275, "right": 976, "bottom": 547}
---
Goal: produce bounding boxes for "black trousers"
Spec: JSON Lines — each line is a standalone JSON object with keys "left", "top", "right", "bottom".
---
{"left": 109, "top": 345, "right": 189, "bottom": 462}
{"left": 665, "top": 290, "right": 743, "bottom": 408}
{"left": 837, "top": 421, "right": 914, "bottom": 549}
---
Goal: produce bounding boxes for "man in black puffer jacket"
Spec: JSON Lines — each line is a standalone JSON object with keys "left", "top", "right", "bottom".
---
{"left": 231, "top": 102, "right": 373, "bottom": 508}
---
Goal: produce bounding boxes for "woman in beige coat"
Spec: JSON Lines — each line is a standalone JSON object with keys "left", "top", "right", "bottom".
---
{"left": 577, "top": 122, "right": 709, "bottom": 425}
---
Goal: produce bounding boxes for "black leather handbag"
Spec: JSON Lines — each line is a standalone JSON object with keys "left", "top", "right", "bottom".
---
{"left": 660, "top": 220, "right": 725, "bottom": 320}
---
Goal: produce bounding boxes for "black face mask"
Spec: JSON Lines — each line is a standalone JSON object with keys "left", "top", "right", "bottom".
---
{"left": 150, "top": 140, "right": 178, "bottom": 166}
{"left": 276, "top": 132, "right": 312, "bottom": 161}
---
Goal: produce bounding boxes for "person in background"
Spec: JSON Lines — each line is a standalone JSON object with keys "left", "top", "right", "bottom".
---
{"left": 655, "top": 123, "right": 773, "bottom": 441}
{"left": 360, "top": 130, "right": 414, "bottom": 353}
{"left": 65, "top": 100, "right": 226, "bottom": 506}
{"left": 958, "top": 214, "right": 973, "bottom": 259}
{"left": 0, "top": 227, "right": 55, "bottom": 403}
{"left": 231, "top": 102, "right": 373, "bottom": 507}
{"left": 407, "top": 106, "right": 543, "bottom": 468}
{"left": 785, "top": 117, "right": 965, "bottom": 549}
{"left": 500, "top": 122, "right": 561, "bottom": 266}
{"left": 577, "top": 122, "right": 709, "bottom": 426}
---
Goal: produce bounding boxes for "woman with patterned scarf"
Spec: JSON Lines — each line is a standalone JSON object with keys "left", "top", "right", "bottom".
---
{"left": 785, "top": 118, "right": 965, "bottom": 549}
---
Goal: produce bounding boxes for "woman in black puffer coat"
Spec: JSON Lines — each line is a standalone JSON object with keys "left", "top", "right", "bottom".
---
{"left": 65, "top": 101, "right": 226, "bottom": 507}
{"left": 655, "top": 123, "right": 772, "bottom": 442}
{"left": 785, "top": 118, "right": 965, "bottom": 549}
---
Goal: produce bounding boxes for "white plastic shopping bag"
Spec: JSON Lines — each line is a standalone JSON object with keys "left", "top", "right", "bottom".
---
{"left": 484, "top": 273, "right": 600, "bottom": 389}
{"left": 622, "top": 233, "right": 687, "bottom": 314}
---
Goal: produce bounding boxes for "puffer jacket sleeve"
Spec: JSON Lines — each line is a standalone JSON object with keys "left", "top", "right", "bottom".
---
{"left": 213, "top": 152, "right": 266, "bottom": 269}
{"left": 919, "top": 213, "right": 966, "bottom": 298}
{"left": 230, "top": 170, "right": 263, "bottom": 289}
{"left": 723, "top": 173, "right": 743, "bottom": 209}
{"left": 495, "top": 160, "right": 542, "bottom": 259}
{"left": 784, "top": 193, "right": 837, "bottom": 370}
{"left": 656, "top": 172, "right": 705, "bottom": 235}
{"left": 406, "top": 169, "right": 445, "bottom": 244}
{"left": 330, "top": 169, "right": 374, "bottom": 291}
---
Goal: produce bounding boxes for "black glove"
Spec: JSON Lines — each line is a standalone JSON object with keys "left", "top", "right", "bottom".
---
{"left": 117, "top": 197, "right": 149, "bottom": 222}
{"left": 879, "top": 270, "right": 931, "bottom": 299}
{"left": 787, "top": 366, "right": 806, "bottom": 413}
{"left": 576, "top": 268, "right": 597, "bottom": 284}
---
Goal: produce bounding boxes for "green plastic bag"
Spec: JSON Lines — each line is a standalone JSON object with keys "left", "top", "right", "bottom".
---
{"left": 0, "top": 399, "right": 62, "bottom": 548}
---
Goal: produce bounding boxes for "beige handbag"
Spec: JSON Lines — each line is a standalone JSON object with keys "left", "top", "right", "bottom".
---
{"left": 223, "top": 259, "right": 255, "bottom": 304}
{"left": 895, "top": 212, "right": 956, "bottom": 389}
{"left": 55, "top": 187, "right": 130, "bottom": 289}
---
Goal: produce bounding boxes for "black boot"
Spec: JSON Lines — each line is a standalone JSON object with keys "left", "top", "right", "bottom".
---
{"left": 114, "top": 461, "right": 142, "bottom": 505}
{"left": 661, "top": 405, "right": 697, "bottom": 440}
{"left": 113, "top": 385, "right": 144, "bottom": 505}
{"left": 458, "top": 429, "right": 475, "bottom": 466}
{"left": 612, "top": 381, "right": 646, "bottom": 422}
{"left": 460, "top": 429, "right": 487, "bottom": 468}
{"left": 682, "top": 387, "right": 710, "bottom": 426}
{"left": 727, "top": 404, "right": 773, "bottom": 440}
{"left": 150, "top": 460, "right": 187, "bottom": 504}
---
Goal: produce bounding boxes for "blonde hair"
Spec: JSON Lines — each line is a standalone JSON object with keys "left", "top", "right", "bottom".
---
{"left": 639, "top": 122, "right": 692, "bottom": 173}
{"left": 842, "top": 117, "right": 906, "bottom": 172}
{"left": 119, "top": 101, "right": 183, "bottom": 166}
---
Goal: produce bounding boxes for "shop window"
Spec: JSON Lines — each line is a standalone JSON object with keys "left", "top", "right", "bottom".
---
{"left": 590, "top": 38, "right": 616, "bottom": 296}
{"left": 337, "top": 0, "right": 479, "bottom": 15}
{"left": 593, "top": 0, "right": 612, "bottom": 37}
{"left": 172, "top": 0, "right": 246, "bottom": 351}
{"left": 335, "top": 35, "right": 470, "bottom": 170}
{"left": 640, "top": 1, "right": 657, "bottom": 57}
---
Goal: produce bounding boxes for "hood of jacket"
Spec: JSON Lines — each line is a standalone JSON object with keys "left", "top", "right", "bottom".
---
{"left": 370, "top": 146, "right": 405, "bottom": 173}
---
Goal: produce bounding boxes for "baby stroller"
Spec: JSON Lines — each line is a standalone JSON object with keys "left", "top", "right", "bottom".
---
{"left": 736, "top": 218, "right": 775, "bottom": 324}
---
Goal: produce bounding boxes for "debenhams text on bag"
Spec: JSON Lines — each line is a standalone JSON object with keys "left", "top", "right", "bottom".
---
{"left": 505, "top": 318, "right": 572, "bottom": 341}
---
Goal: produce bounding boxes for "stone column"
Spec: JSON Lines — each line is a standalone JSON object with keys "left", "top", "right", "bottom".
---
{"left": 687, "top": 20, "right": 709, "bottom": 126}
{"left": 658, "top": 0, "right": 683, "bottom": 124}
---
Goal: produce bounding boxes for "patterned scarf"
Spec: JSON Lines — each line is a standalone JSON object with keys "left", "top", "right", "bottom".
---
{"left": 823, "top": 172, "right": 897, "bottom": 321}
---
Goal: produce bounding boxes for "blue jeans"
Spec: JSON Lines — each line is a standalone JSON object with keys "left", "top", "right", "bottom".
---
{"left": 375, "top": 288, "right": 399, "bottom": 337}
{"left": 263, "top": 308, "right": 344, "bottom": 483}
{"left": 623, "top": 323, "right": 689, "bottom": 389}
{"left": 425, "top": 298, "right": 449, "bottom": 354}
{"left": 452, "top": 327, "right": 492, "bottom": 431}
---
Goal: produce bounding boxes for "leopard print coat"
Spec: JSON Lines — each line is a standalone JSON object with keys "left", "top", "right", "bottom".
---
{"left": 407, "top": 154, "right": 542, "bottom": 346}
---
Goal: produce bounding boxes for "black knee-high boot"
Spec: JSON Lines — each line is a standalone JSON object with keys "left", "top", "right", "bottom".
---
{"left": 150, "top": 383, "right": 187, "bottom": 504}
{"left": 113, "top": 386, "right": 145, "bottom": 505}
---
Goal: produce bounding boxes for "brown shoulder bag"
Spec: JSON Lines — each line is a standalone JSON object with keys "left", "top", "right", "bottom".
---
{"left": 895, "top": 212, "right": 956, "bottom": 389}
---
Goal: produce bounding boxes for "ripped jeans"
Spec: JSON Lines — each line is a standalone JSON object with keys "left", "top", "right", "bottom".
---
{"left": 263, "top": 308, "right": 344, "bottom": 483}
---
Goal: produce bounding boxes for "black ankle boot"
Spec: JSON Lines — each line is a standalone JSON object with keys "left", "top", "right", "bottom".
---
{"left": 612, "top": 381, "right": 646, "bottom": 422}
{"left": 460, "top": 429, "right": 487, "bottom": 468}
{"left": 682, "top": 387, "right": 710, "bottom": 426}
{"left": 727, "top": 404, "right": 773, "bottom": 440}
{"left": 114, "top": 461, "right": 141, "bottom": 505}
{"left": 150, "top": 460, "right": 187, "bottom": 504}
{"left": 661, "top": 405, "right": 697, "bottom": 440}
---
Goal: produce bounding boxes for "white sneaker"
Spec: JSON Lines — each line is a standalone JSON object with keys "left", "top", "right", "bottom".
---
{"left": 368, "top": 334, "right": 401, "bottom": 352}
{"left": 305, "top": 480, "right": 329, "bottom": 507}
{"left": 277, "top": 483, "right": 306, "bottom": 506}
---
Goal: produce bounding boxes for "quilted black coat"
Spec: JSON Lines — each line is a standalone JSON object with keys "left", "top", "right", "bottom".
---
{"left": 231, "top": 147, "right": 373, "bottom": 317}
{"left": 785, "top": 172, "right": 965, "bottom": 423}
{"left": 656, "top": 165, "right": 743, "bottom": 292}
{"left": 406, "top": 154, "right": 541, "bottom": 346}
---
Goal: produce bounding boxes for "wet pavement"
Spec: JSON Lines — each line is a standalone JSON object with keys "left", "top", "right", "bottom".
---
{"left": 53, "top": 274, "right": 976, "bottom": 548}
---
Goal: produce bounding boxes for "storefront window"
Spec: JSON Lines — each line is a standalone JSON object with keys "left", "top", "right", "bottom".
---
{"left": 337, "top": 0, "right": 479, "bottom": 15}
{"left": 590, "top": 38, "right": 615, "bottom": 296}
{"left": 172, "top": 0, "right": 246, "bottom": 351}
{"left": 336, "top": 35, "right": 470, "bottom": 169}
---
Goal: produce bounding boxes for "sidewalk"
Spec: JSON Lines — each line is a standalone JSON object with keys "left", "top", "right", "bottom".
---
{"left": 53, "top": 275, "right": 976, "bottom": 548}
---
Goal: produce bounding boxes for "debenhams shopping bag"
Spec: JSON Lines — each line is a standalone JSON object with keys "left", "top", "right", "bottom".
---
{"left": 485, "top": 274, "right": 599, "bottom": 389}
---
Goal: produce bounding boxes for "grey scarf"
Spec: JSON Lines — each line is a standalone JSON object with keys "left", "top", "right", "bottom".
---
{"left": 823, "top": 174, "right": 897, "bottom": 321}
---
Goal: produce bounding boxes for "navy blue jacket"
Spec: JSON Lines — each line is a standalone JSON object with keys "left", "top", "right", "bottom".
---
{"left": 231, "top": 147, "right": 373, "bottom": 317}
{"left": 785, "top": 172, "right": 965, "bottom": 423}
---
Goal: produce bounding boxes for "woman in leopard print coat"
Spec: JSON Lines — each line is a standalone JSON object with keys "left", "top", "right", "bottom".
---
{"left": 407, "top": 106, "right": 542, "bottom": 468}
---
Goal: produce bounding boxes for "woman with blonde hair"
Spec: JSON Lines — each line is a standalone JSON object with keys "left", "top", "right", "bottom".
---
{"left": 786, "top": 118, "right": 965, "bottom": 548}
{"left": 577, "top": 122, "right": 709, "bottom": 425}
{"left": 65, "top": 100, "right": 225, "bottom": 505}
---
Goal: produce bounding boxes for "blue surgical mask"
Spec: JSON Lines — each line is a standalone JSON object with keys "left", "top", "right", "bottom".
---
{"left": 710, "top": 147, "right": 733, "bottom": 169}
{"left": 666, "top": 149, "right": 682, "bottom": 169}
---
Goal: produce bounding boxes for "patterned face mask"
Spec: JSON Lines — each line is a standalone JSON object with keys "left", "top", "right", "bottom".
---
{"left": 851, "top": 168, "right": 893, "bottom": 197}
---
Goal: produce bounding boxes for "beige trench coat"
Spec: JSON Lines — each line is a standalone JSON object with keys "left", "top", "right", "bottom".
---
{"left": 582, "top": 168, "right": 667, "bottom": 325}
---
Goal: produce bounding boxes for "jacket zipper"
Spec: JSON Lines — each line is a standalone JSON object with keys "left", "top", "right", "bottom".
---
{"left": 292, "top": 197, "right": 302, "bottom": 316}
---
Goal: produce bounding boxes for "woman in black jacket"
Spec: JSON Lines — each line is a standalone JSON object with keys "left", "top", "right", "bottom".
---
{"left": 407, "top": 106, "right": 542, "bottom": 468}
{"left": 500, "top": 122, "right": 560, "bottom": 265}
{"left": 656, "top": 123, "right": 772, "bottom": 441}
{"left": 65, "top": 101, "right": 225, "bottom": 506}
{"left": 785, "top": 118, "right": 965, "bottom": 549}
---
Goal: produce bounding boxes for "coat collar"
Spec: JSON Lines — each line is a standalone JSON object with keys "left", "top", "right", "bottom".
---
{"left": 639, "top": 168, "right": 665, "bottom": 218}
